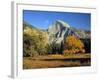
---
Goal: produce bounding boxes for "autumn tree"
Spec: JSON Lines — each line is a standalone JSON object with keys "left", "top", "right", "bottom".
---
{"left": 23, "top": 24, "right": 49, "bottom": 57}
{"left": 63, "top": 35, "right": 85, "bottom": 55}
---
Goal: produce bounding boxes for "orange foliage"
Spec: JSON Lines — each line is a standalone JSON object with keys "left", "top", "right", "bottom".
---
{"left": 63, "top": 35, "right": 85, "bottom": 54}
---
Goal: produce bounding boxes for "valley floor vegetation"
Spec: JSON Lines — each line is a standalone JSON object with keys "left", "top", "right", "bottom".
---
{"left": 23, "top": 22, "right": 91, "bottom": 69}
{"left": 23, "top": 54, "right": 90, "bottom": 69}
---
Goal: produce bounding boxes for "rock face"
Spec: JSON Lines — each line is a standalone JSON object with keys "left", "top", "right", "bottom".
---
{"left": 47, "top": 20, "right": 90, "bottom": 45}
{"left": 48, "top": 20, "right": 78, "bottom": 45}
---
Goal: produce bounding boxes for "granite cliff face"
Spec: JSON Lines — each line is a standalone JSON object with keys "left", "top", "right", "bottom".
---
{"left": 48, "top": 20, "right": 79, "bottom": 45}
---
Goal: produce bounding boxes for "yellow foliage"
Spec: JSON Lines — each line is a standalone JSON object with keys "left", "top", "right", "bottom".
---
{"left": 63, "top": 35, "right": 85, "bottom": 54}
{"left": 64, "top": 35, "right": 84, "bottom": 49}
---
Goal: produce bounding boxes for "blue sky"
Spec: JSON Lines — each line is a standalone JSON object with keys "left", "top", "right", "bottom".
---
{"left": 23, "top": 10, "right": 91, "bottom": 30}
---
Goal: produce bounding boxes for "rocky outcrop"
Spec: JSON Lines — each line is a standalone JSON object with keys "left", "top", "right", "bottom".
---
{"left": 48, "top": 20, "right": 78, "bottom": 45}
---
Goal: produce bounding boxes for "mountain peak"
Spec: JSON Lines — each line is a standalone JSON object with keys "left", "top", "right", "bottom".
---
{"left": 56, "top": 20, "right": 70, "bottom": 28}
{"left": 48, "top": 20, "right": 70, "bottom": 34}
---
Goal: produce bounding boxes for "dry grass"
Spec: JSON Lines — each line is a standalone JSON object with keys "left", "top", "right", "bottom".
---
{"left": 51, "top": 53, "right": 90, "bottom": 58}
{"left": 23, "top": 53, "right": 91, "bottom": 69}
